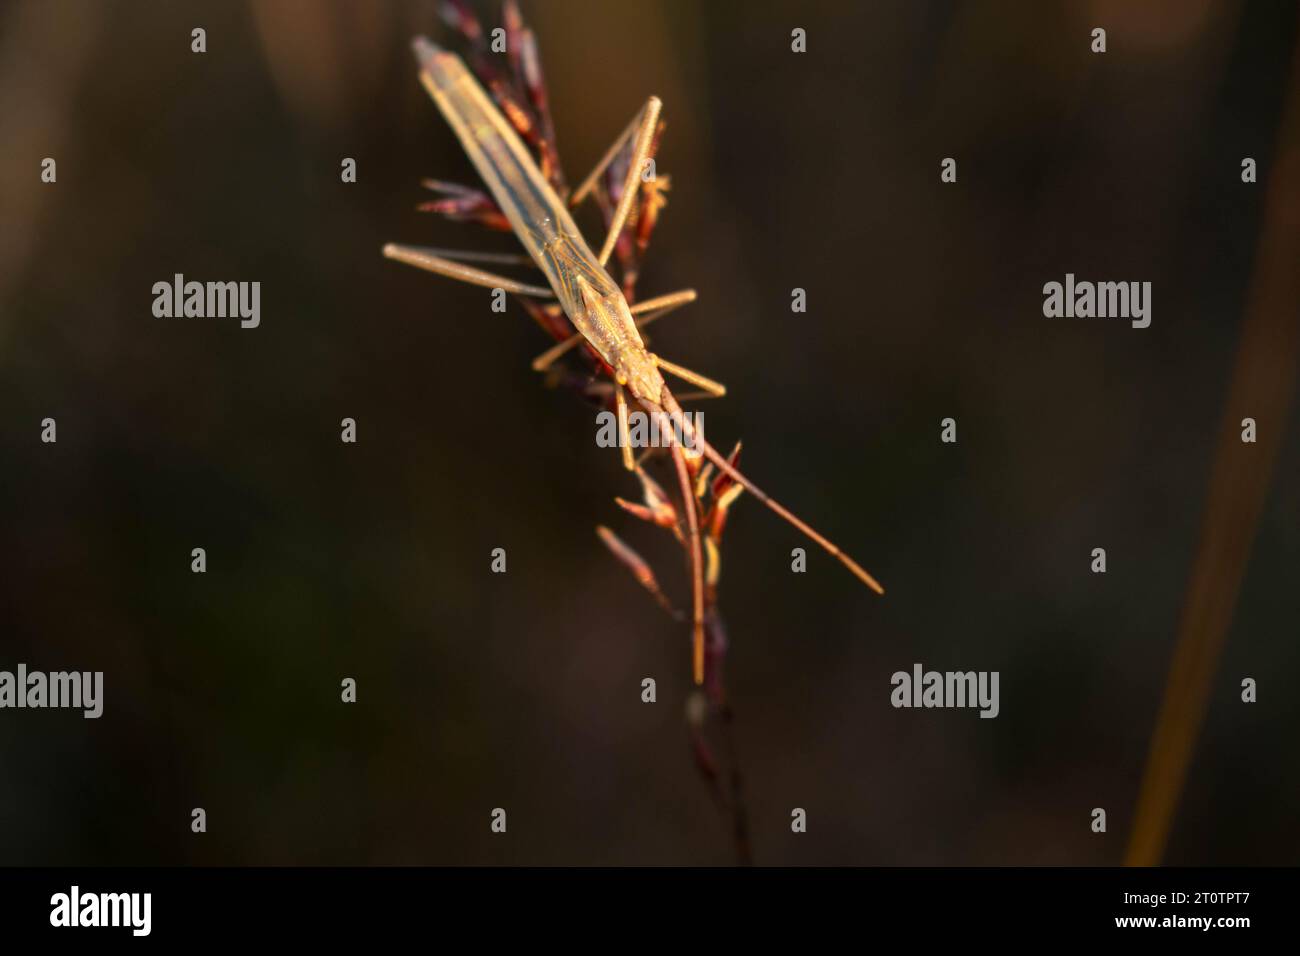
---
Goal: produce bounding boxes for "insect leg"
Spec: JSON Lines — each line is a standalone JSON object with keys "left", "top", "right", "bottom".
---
{"left": 615, "top": 382, "right": 636, "bottom": 471}
{"left": 651, "top": 354, "right": 727, "bottom": 398}
{"left": 630, "top": 288, "right": 697, "bottom": 317}
{"left": 382, "top": 244, "right": 554, "bottom": 297}
{"left": 403, "top": 246, "right": 538, "bottom": 268}
{"left": 570, "top": 96, "right": 659, "bottom": 209}
{"left": 529, "top": 288, "right": 697, "bottom": 372}
{"left": 598, "top": 97, "right": 661, "bottom": 267}
{"left": 672, "top": 391, "right": 726, "bottom": 403}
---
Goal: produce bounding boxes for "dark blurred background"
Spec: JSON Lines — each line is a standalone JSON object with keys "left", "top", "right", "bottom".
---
{"left": 1, "top": 0, "right": 1297, "bottom": 865}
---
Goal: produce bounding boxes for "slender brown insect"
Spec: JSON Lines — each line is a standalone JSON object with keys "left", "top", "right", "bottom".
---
{"left": 384, "top": 36, "right": 883, "bottom": 684}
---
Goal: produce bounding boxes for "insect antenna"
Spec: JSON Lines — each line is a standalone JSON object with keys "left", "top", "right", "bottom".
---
{"left": 653, "top": 391, "right": 884, "bottom": 596}
{"left": 697, "top": 437, "right": 885, "bottom": 596}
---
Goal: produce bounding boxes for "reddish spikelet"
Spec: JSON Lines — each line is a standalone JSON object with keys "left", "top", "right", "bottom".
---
{"left": 711, "top": 442, "right": 743, "bottom": 499}
{"left": 516, "top": 298, "right": 573, "bottom": 344}
{"left": 613, "top": 497, "right": 659, "bottom": 525}
{"left": 502, "top": 1, "right": 526, "bottom": 83}
{"left": 518, "top": 30, "right": 564, "bottom": 190}
{"left": 634, "top": 123, "right": 669, "bottom": 257}
{"left": 708, "top": 483, "right": 746, "bottom": 541}
{"left": 438, "top": 0, "right": 482, "bottom": 44}
{"left": 596, "top": 526, "right": 678, "bottom": 618}
{"left": 416, "top": 200, "right": 512, "bottom": 231}
{"left": 416, "top": 179, "right": 510, "bottom": 229}
{"left": 634, "top": 465, "right": 679, "bottom": 532}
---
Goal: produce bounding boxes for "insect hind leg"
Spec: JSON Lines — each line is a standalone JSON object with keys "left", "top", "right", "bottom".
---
{"left": 382, "top": 244, "right": 554, "bottom": 297}
{"left": 652, "top": 354, "right": 726, "bottom": 398}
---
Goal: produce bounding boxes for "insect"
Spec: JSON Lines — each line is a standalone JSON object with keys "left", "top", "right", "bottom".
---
{"left": 384, "top": 36, "right": 883, "bottom": 685}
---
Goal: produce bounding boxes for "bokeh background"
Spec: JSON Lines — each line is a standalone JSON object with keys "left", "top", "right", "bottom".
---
{"left": 1, "top": 0, "right": 1297, "bottom": 865}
